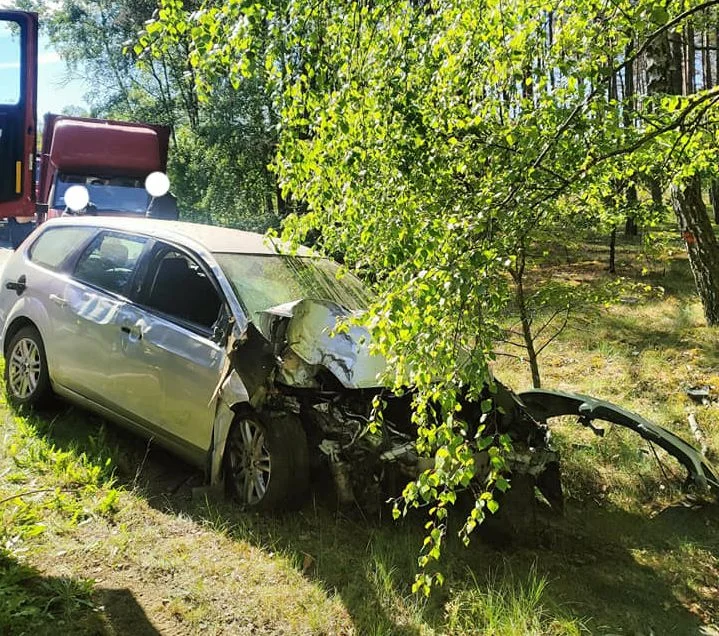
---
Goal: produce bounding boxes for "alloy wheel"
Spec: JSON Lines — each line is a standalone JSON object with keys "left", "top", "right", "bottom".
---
{"left": 8, "top": 337, "right": 42, "bottom": 400}
{"left": 228, "top": 418, "right": 272, "bottom": 505}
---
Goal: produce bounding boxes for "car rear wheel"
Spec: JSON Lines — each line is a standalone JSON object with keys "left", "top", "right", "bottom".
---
{"left": 5, "top": 326, "right": 51, "bottom": 408}
{"left": 224, "top": 412, "right": 309, "bottom": 510}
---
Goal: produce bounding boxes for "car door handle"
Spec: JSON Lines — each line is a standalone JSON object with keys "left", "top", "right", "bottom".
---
{"left": 5, "top": 275, "right": 26, "bottom": 295}
{"left": 120, "top": 325, "right": 142, "bottom": 340}
{"left": 49, "top": 293, "right": 68, "bottom": 308}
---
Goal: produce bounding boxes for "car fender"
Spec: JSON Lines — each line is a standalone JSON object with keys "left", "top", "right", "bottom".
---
{"left": 1, "top": 297, "right": 53, "bottom": 365}
{"left": 208, "top": 369, "right": 251, "bottom": 485}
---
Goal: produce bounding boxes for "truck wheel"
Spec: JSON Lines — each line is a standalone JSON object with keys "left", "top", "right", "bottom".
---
{"left": 5, "top": 326, "right": 51, "bottom": 408}
{"left": 224, "top": 413, "right": 309, "bottom": 510}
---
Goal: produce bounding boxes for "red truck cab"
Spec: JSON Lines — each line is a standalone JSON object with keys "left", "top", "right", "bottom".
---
{"left": 38, "top": 114, "right": 171, "bottom": 221}
{"left": 2, "top": 12, "right": 175, "bottom": 248}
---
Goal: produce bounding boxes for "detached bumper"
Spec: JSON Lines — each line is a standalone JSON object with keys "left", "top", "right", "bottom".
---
{"left": 519, "top": 389, "right": 719, "bottom": 494}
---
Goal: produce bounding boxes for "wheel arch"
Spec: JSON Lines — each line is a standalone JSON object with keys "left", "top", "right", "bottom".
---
{"left": 2, "top": 296, "right": 52, "bottom": 360}
{"left": 207, "top": 369, "right": 253, "bottom": 485}
{"left": 3, "top": 318, "right": 52, "bottom": 407}
{"left": 3, "top": 315, "right": 39, "bottom": 357}
{"left": 223, "top": 408, "right": 310, "bottom": 510}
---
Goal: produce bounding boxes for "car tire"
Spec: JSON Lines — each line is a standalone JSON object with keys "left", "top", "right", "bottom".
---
{"left": 224, "top": 412, "right": 309, "bottom": 510}
{"left": 4, "top": 326, "right": 52, "bottom": 408}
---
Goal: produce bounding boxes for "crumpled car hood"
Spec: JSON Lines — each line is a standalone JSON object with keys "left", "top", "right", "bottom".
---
{"left": 257, "top": 298, "right": 386, "bottom": 389}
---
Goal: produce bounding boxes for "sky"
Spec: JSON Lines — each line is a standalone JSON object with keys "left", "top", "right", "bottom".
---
{"left": 0, "top": 7, "right": 89, "bottom": 118}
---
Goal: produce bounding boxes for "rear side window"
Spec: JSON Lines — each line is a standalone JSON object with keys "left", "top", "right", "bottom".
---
{"left": 74, "top": 232, "right": 147, "bottom": 297}
{"left": 28, "top": 226, "right": 96, "bottom": 271}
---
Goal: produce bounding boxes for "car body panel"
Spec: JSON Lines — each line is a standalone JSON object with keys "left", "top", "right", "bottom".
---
{"left": 49, "top": 277, "right": 131, "bottom": 403}
{"left": 0, "top": 257, "right": 55, "bottom": 357}
{"left": 209, "top": 370, "right": 251, "bottom": 484}
{"left": 52, "top": 381, "right": 207, "bottom": 467}
{"left": 260, "top": 299, "right": 386, "bottom": 389}
{"left": 116, "top": 303, "right": 225, "bottom": 451}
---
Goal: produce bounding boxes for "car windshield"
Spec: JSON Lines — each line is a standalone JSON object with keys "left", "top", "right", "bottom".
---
{"left": 214, "top": 253, "right": 372, "bottom": 318}
{"left": 53, "top": 174, "right": 150, "bottom": 214}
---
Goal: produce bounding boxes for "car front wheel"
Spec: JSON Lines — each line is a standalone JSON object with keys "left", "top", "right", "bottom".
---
{"left": 4, "top": 326, "right": 51, "bottom": 408}
{"left": 224, "top": 413, "right": 309, "bottom": 510}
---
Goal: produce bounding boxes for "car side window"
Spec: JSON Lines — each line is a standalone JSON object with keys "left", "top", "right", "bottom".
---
{"left": 143, "top": 248, "right": 222, "bottom": 330}
{"left": 74, "top": 232, "right": 147, "bottom": 297}
{"left": 27, "top": 227, "right": 96, "bottom": 272}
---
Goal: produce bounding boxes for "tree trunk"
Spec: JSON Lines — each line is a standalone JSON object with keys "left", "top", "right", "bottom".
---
{"left": 710, "top": 179, "right": 719, "bottom": 224}
{"left": 548, "top": 11, "right": 555, "bottom": 90}
{"left": 684, "top": 25, "right": 696, "bottom": 95}
{"left": 650, "top": 179, "right": 664, "bottom": 211}
{"left": 625, "top": 184, "right": 639, "bottom": 237}
{"left": 671, "top": 175, "right": 719, "bottom": 325}
{"left": 646, "top": 30, "right": 719, "bottom": 326}
{"left": 703, "top": 30, "right": 713, "bottom": 89}
{"left": 624, "top": 215, "right": 638, "bottom": 236}
{"left": 511, "top": 248, "right": 541, "bottom": 388}
{"left": 668, "top": 31, "right": 684, "bottom": 94}
{"left": 623, "top": 47, "right": 639, "bottom": 236}
{"left": 517, "top": 284, "right": 541, "bottom": 388}
{"left": 608, "top": 226, "right": 617, "bottom": 273}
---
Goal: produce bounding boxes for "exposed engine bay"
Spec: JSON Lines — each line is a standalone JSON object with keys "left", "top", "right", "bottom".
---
{"left": 214, "top": 297, "right": 718, "bottom": 511}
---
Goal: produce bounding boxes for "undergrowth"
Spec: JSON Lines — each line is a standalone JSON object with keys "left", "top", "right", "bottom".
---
{"left": 445, "top": 565, "right": 584, "bottom": 635}
{"left": 0, "top": 401, "right": 120, "bottom": 634}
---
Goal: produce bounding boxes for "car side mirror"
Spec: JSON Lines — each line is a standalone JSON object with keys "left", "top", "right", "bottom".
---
{"left": 212, "top": 309, "right": 232, "bottom": 345}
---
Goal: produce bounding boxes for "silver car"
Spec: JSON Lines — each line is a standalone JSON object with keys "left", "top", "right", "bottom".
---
{"left": 1, "top": 217, "right": 714, "bottom": 512}
{"left": 0, "top": 217, "right": 393, "bottom": 508}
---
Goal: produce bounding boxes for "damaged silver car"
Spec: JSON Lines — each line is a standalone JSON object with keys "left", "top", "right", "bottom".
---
{"left": 0, "top": 217, "right": 716, "bottom": 512}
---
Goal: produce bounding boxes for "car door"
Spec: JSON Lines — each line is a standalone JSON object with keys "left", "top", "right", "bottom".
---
{"left": 0, "top": 11, "right": 38, "bottom": 219}
{"left": 116, "top": 242, "right": 227, "bottom": 453}
{"left": 50, "top": 230, "right": 150, "bottom": 407}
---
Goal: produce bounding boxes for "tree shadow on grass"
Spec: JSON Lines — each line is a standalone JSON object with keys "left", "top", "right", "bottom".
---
{"left": 24, "top": 405, "right": 719, "bottom": 634}
{"left": 512, "top": 500, "right": 719, "bottom": 633}
{"left": 0, "top": 547, "right": 160, "bottom": 636}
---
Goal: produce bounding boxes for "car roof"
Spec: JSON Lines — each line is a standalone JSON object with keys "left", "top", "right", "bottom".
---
{"left": 41, "top": 216, "right": 312, "bottom": 256}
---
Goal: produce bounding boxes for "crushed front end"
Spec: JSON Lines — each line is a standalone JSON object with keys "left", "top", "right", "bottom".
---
{"left": 218, "top": 295, "right": 715, "bottom": 514}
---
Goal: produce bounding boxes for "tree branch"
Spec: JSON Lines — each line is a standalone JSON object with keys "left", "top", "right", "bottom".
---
{"left": 0, "top": 488, "right": 78, "bottom": 506}
{"left": 535, "top": 310, "right": 569, "bottom": 355}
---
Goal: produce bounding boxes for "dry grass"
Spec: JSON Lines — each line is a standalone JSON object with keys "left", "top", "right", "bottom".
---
{"left": 496, "top": 236, "right": 719, "bottom": 507}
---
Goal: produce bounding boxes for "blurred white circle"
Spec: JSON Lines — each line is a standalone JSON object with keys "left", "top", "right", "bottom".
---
{"left": 64, "top": 185, "right": 90, "bottom": 211}
{"left": 145, "top": 171, "right": 170, "bottom": 198}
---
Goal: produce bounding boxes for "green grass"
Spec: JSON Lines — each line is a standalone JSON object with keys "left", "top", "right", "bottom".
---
{"left": 0, "top": 404, "right": 118, "bottom": 635}
{"left": 0, "top": 399, "right": 586, "bottom": 635}
{"left": 444, "top": 565, "right": 584, "bottom": 635}
{"left": 1, "top": 233, "right": 718, "bottom": 633}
